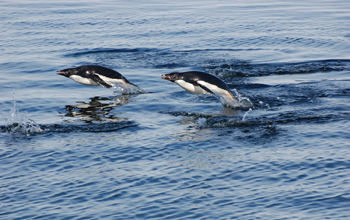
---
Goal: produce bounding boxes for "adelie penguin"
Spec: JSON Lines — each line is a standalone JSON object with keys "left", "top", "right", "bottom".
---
{"left": 161, "top": 71, "right": 253, "bottom": 108}
{"left": 57, "top": 65, "right": 139, "bottom": 92}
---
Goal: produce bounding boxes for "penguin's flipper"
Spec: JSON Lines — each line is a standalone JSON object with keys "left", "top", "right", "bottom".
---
{"left": 196, "top": 81, "right": 214, "bottom": 94}
{"left": 90, "top": 74, "right": 112, "bottom": 88}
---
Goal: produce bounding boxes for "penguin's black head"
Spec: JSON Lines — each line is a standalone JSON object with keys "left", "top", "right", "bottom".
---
{"left": 161, "top": 72, "right": 183, "bottom": 82}
{"left": 57, "top": 67, "right": 78, "bottom": 77}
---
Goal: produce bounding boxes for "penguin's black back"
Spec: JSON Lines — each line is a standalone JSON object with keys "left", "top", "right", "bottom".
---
{"left": 183, "top": 71, "right": 229, "bottom": 91}
{"left": 80, "top": 65, "right": 137, "bottom": 86}
{"left": 80, "top": 65, "right": 123, "bottom": 79}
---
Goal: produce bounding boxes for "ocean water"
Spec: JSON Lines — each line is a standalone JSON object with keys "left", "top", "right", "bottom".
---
{"left": 1, "top": 0, "right": 350, "bottom": 219}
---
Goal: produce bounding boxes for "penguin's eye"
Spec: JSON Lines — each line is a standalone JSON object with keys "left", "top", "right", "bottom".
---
{"left": 171, "top": 75, "right": 176, "bottom": 79}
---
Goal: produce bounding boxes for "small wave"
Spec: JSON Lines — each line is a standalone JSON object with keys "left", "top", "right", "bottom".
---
{"left": 161, "top": 110, "right": 278, "bottom": 139}
{"left": 40, "top": 121, "right": 138, "bottom": 133}
{"left": 159, "top": 110, "right": 214, "bottom": 119}
{"left": 202, "top": 117, "right": 276, "bottom": 130}
{"left": 160, "top": 108, "right": 349, "bottom": 142}
{"left": 1, "top": 121, "right": 138, "bottom": 134}
{"left": 207, "top": 59, "right": 350, "bottom": 78}
{"left": 162, "top": 110, "right": 349, "bottom": 128}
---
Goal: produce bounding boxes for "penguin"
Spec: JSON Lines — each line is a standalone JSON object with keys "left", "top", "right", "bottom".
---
{"left": 57, "top": 65, "right": 138, "bottom": 89}
{"left": 161, "top": 71, "right": 252, "bottom": 108}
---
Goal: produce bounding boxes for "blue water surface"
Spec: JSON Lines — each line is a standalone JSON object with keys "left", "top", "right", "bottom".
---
{"left": 1, "top": 0, "right": 349, "bottom": 219}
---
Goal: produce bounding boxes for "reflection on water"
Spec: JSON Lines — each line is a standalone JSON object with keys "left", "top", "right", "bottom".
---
{"left": 1, "top": 95, "right": 139, "bottom": 134}
{"left": 61, "top": 95, "right": 135, "bottom": 123}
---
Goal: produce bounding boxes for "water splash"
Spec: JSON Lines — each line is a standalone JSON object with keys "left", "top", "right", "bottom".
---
{"left": 111, "top": 83, "right": 146, "bottom": 95}
{"left": 4, "top": 100, "right": 43, "bottom": 135}
{"left": 197, "top": 118, "right": 207, "bottom": 128}
{"left": 242, "top": 108, "right": 253, "bottom": 121}
{"left": 213, "top": 88, "right": 254, "bottom": 109}
{"left": 232, "top": 89, "right": 254, "bottom": 107}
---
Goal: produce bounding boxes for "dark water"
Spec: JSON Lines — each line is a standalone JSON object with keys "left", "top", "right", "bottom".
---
{"left": 1, "top": 0, "right": 350, "bottom": 219}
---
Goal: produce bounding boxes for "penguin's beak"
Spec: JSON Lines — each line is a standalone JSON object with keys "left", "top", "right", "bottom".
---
{"left": 161, "top": 74, "right": 170, "bottom": 80}
{"left": 57, "top": 70, "right": 68, "bottom": 77}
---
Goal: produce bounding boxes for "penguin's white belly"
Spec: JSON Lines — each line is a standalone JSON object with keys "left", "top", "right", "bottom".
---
{"left": 175, "top": 80, "right": 211, "bottom": 95}
{"left": 197, "top": 80, "right": 230, "bottom": 96}
{"left": 69, "top": 74, "right": 127, "bottom": 87}
{"left": 69, "top": 75, "right": 99, "bottom": 86}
